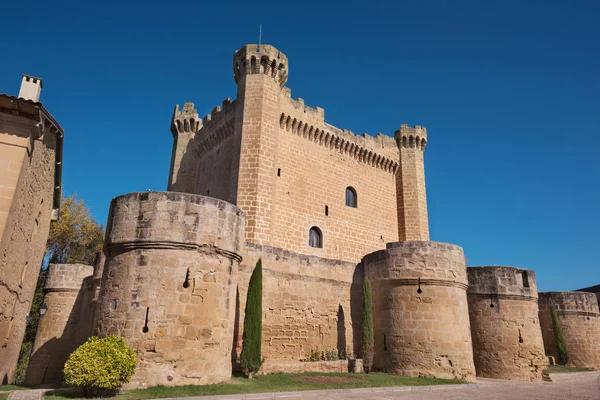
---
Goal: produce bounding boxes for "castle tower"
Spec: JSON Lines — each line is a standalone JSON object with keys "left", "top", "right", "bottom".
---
{"left": 538, "top": 291, "right": 600, "bottom": 369}
{"left": 394, "top": 125, "right": 429, "bottom": 241}
{"left": 362, "top": 242, "right": 476, "bottom": 381}
{"left": 94, "top": 192, "right": 245, "bottom": 388}
{"left": 168, "top": 103, "right": 201, "bottom": 192}
{"left": 467, "top": 267, "right": 546, "bottom": 381}
{"left": 230, "top": 44, "right": 288, "bottom": 245}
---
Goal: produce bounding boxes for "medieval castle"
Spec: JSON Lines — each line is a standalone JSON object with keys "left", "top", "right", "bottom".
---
{"left": 1, "top": 43, "right": 599, "bottom": 387}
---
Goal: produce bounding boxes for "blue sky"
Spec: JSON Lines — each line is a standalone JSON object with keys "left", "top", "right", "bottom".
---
{"left": 1, "top": 0, "right": 598, "bottom": 291}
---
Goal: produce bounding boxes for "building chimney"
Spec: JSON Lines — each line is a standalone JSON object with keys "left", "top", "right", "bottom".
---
{"left": 18, "top": 74, "right": 43, "bottom": 102}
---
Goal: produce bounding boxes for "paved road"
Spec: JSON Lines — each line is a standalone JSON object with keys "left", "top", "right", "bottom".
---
{"left": 192, "top": 371, "right": 600, "bottom": 400}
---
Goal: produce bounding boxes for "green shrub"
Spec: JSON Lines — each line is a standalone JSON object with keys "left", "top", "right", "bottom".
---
{"left": 551, "top": 307, "right": 569, "bottom": 366}
{"left": 240, "top": 259, "right": 263, "bottom": 378}
{"left": 362, "top": 278, "right": 374, "bottom": 373}
{"left": 63, "top": 336, "right": 136, "bottom": 397}
{"left": 12, "top": 341, "right": 32, "bottom": 385}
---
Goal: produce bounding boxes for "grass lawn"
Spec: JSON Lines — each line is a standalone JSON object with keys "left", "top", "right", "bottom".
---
{"left": 545, "top": 365, "right": 595, "bottom": 374}
{"left": 45, "top": 372, "right": 467, "bottom": 400}
{"left": 0, "top": 385, "right": 32, "bottom": 392}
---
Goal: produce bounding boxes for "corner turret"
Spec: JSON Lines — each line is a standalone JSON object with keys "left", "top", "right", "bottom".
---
{"left": 168, "top": 102, "right": 200, "bottom": 192}
{"left": 393, "top": 124, "right": 430, "bottom": 241}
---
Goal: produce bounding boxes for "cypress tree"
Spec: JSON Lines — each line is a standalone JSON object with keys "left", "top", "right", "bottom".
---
{"left": 362, "top": 278, "right": 374, "bottom": 373}
{"left": 550, "top": 306, "right": 569, "bottom": 366}
{"left": 240, "top": 259, "right": 263, "bottom": 378}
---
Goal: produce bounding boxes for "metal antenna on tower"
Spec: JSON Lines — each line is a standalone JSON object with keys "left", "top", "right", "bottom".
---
{"left": 257, "top": 24, "right": 262, "bottom": 52}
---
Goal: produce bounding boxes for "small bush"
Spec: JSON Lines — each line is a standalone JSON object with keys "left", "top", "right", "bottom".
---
{"left": 63, "top": 336, "right": 136, "bottom": 397}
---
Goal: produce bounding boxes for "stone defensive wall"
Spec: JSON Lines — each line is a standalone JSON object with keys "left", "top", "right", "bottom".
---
{"left": 235, "top": 243, "right": 363, "bottom": 372}
{"left": 538, "top": 291, "right": 600, "bottom": 369}
{"left": 362, "top": 241, "right": 476, "bottom": 381}
{"left": 279, "top": 89, "right": 402, "bottom": 174}
{"left": 25, "top": 263, "right": 94, "bottom": 385}
{"left": 94, "top": 192, "right": 245, "bottom": 388}
{"left": 467, "top": 266, "right": 546, "bottom": 381}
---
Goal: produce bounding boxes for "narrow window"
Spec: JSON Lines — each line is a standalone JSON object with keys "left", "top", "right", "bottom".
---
{"left": 277, "top": 168, "right": 281, "bottom": 177}
{"left": 308, "top": 227, "right": 322, "bottom": 248}
{"left": 522, "top": 271, "right": 530, "bottom": 288}
{"left": 325, "top": 205, "right": 329, "bottom": 216}
{"left": 345, "top": 187, "right": 357, "bottom": 208}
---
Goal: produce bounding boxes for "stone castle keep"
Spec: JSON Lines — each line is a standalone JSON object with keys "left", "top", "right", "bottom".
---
{"left": 20, "top": 44, "right": 600, "bottom": 387}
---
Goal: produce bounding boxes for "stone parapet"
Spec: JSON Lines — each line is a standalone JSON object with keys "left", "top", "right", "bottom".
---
{"left": 467, "top": 266, "right": 546, "bottom": 381}
{"left": 363, "top": 241, "right": 475, "bottom": 381}
{"left": 538, "top": 291, "right": 600, "bottom": 369}
{"left": 95, "top": 192, "right": 245, "bottom": 388}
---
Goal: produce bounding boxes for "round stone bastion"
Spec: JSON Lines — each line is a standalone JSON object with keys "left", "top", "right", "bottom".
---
{"left": 26, "top": 263, "right": 94, "bottom": 385}
{"left": 467, "top": 266, "right": 546, "bottom": 381}
{"left": 94, "top": 192, "right": 246, "bottom": 388}
{"left": 538, "top": 291, "right": 600, "bottom": 369}
{"left": 362, "top": 241, "right": 476, "bottom": 381}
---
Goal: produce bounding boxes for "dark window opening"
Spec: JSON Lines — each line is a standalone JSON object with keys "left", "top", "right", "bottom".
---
{"left": 522, "top": 271, "right": 530, "bottom": 288}
{"left": 309, "top": 226, "right": 322, "bottom": 248}
{"left": 325, "top": 205, "right": 329, "bottom": 216}
{"left": 277, "top": 168, "right": 281, "bottom": 177}
{"left": 383, "top": 334, "right": 387, "bottom": 351}
{"left": 142, "top": 307, "right": 150, "bottom": 333}
{"left": 345, "top": 187, "right": 357, "bottom": 208}
{"left": 206, "top": 189, "right": 210, "bottom": 196}
{"left": 183, "top": 268, "right": 190, "bottom": 288}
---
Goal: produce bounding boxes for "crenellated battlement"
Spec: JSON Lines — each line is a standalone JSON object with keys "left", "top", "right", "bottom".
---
{"left": 394, "top": 124, "right": 427, "bottom": 151}
{"left": 200, "top": 97, "right": 236, "bottom": 128}
{"left": 171, "top": 102, "right": 201, "bottom": 138}
{"left": 193, "top": 98, "right": 237, "bottom": 155}
{"left": 278, "top": 111, "right": 399, "bottom": 174}
{"left": 233, "top": 44, "right": 288, "bottom": 87}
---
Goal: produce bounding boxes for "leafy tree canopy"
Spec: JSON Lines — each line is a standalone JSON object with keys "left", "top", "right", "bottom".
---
{"left": 46, "top": 193, "right": 104, "bottom": 265}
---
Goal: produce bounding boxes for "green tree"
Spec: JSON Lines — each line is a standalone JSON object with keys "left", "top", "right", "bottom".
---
{"left": 46, "top": 193, "right": 104, "bottom": 264}
{"left": 551, "top": 306, "right": 569, "bottom": 366}
{"left": 240, "top": 259, "right": 263, "bottom": 378}
{"left": 362, "top": 278, "right": 374, "bottom": 373}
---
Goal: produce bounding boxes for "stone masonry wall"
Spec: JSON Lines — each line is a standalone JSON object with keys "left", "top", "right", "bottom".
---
{"left": 272, "top": 94, "right": 399, "bottom": 262}
{"left": 233, "top": 244, "right": 363, "bottom": 369}
{"left": 0, "top": 118, "right": 56, "bottom": 384}
{"left": 95, "top": 192, "right": 245, "bottom": 388}
{"left": 538, "top": 291, "right": 600, "bottom": 369}
{"left": 25, "top": 264, "right": 94, "bottom": 385}
{"left": 467, "top": 267, "right": 546, "bottom": 381}
{"left": 363, "top": 241, "right": 476, "bottom": 381}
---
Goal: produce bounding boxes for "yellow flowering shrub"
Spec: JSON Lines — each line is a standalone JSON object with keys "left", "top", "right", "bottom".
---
{"left": 63, "top": 336, "right": 136, "bottom": 397}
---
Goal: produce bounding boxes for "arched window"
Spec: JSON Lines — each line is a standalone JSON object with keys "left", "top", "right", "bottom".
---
{"left": 522, "top": 271, "right": 530, "bottom": 288}
{"left": 308, "top": 227, "right": 322, "bottom": 248}
{"left": 345, "top": 187, "right": 357, "bottom": 208}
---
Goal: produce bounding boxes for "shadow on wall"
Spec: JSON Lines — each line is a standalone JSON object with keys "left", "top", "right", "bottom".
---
{"left": 24, "top": 276, "right": 95, "bottom": 386}
{"left": 350, "top": 263, "right": 364, "bottom": 358}
{"left": 337, "top": 304, "right": 346, "bottom": 357}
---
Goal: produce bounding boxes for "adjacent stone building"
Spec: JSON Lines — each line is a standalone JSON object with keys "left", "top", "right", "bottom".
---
{"left": 0, "top": 75, "right": 63, "bottom": 384}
